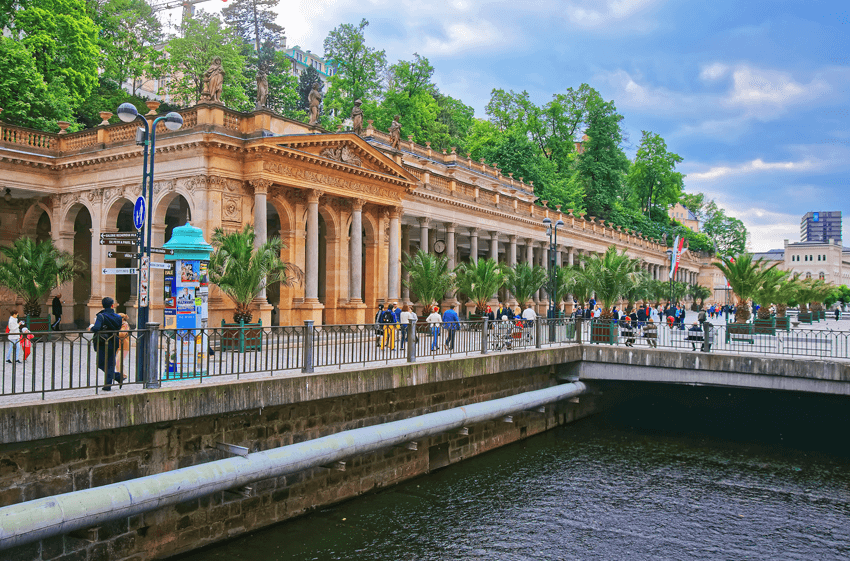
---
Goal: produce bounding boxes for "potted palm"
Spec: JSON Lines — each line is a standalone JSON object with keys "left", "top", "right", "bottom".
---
{"left": 208, "top": 225, "right": 301, "bottom": 351}
{"left": 752, "top": 268, "right": 788, "bottom": 335}
{"left": 795, "top": 279, "right": 818, "bottom": 324}
{"left": 689, "top": 283, "right": 712, "bottom": 312}
{"left": 714, "top": 254, "right": 776, "bottom": 343}
{"left": 0, "top": 237, "right": 79, "bottom": 336}
{"left": 579, "top": 246, "right": 638, "bottom": 344}
{"left": 454, "top": 258, "right": 506, "bottom": 318}
{"left": 504, "top": 262, "right": 547, "bottom": 314}
{"left": 403, "top": 249, "right": 454, "bottom": 317}
{"left": 773, "top": 275, "right": 799, "bottom": 331}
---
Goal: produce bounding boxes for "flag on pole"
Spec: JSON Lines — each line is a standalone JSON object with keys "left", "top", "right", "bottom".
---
{"left": 669, "top": 236, "right": 685, "bottom": 279}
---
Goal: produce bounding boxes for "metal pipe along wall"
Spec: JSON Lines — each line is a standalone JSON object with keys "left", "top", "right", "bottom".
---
{"left": 0, "top": 382, "right": 587, "bottom": 550}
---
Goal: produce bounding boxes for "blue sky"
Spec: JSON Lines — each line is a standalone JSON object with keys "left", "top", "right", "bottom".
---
{"left": 186, "top": 0, "right": 850, "bottom": 251}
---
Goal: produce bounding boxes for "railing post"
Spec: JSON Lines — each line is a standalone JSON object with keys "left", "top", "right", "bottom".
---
{"left": 481, "top": 317, "right": 489, "bottom": 354}
{"left": 407, "top": 318, "right": 416, "bottom": 362}
{"left": 702, "top": 322, "right": 710, "bottom": 352}
{"left": 576, "top": 317, "right": 583, "bottom": 344}
{"left": 144, "top": 322, "right": 161, "bottom": 389}
{"left": 302, "top": 320, "right": 314, "bottom": 373}
{"left": 535, "top": 318, "right": 542, "bottom": 349}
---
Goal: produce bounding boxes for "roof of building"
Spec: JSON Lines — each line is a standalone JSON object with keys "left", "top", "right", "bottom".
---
{"left": 753, "top": 250, "right": 784, "bottom": 261}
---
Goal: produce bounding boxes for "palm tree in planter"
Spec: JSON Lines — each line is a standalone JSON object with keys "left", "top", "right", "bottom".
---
{"left": 794, "top": 278, "right": 819, "bottom": 324}
{"left": 713, "top": 254, "right": 776, "bottom": 325}
{"left": 578, "top": 246, "right": 639, "bottom": 344}
{"left": 0, "top": 237, "right": 79, "bottom": 330}
{"left": 454, "top": 258, "right": 506, "bottom": 316}
{"left": 209, "top": 225, "right": 302, "bottom": 324}
{"left": 810, "top": 280, "right": 835, "bottom": 320}
{"left": 773, "top": 274, "right": 800, "bottom": 330}
{"left": 623, "top": 271, "right": 652, "bottom": 314}
{"left": 688, "top": 283, "right": 713, "bottom": 311}
{"left": 403, "top": 250, "right": 454, "bottom": 314}
{"left": 504, "top": 262, "right": 547, "bottom": 312}
{"left": 557, "top": 264, "right": 592, "bottom": 310}
{"left": 753, "top": 267, "right": 789, "bottom": 334}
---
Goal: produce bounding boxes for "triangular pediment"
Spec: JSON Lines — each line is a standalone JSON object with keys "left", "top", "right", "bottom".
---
{"left": 262, "top": 133, "right": 417, "bottom": 185}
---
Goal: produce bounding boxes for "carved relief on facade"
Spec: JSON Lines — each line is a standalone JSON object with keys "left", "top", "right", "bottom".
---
{"left": 320, "top": 145, "right": 362, "bottom": 167}
{"left": 86, "top": 189, "right": 103, "bottom": 203}
{"left": 263, "top": 161, "right": 402, "bottom": 202}
{"left": 153, "top": 179, "right": 175, "bottom": 195}
{"left": 221, "top": 194, "right": 242, "bottom": 223}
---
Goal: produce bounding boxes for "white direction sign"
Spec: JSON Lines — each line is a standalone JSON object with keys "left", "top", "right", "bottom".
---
{"left": 102, "top": 268, "right": 138, "bottom": 275}
{"left": 149, "top": 261, "right": 171, "bottom": 270}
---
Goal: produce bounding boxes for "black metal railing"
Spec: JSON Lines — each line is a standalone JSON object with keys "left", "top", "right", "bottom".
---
{"left": 3, "top": 317, "right": 850, "bottom": 400}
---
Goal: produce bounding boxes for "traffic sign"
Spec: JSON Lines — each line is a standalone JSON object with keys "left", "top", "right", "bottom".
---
{"left": 133, "top": 196, "right": 146, "bottom": 231}
{"left": 102, "top": 268, "right": 138, "bottom": 275}
{"left": 149, "top": 262, "right": 172, "bottom": 270}
{"left": 140, "top": 255, "right": 149, "bottom": 307}
{"left": 149, "top": 247, "right": 175, "bottom": 255}
{"left": 107, "top": 251, "right": 141, "bottom": 259}
{"left": 100, "top": 232, "right": 141, "bottom": 240}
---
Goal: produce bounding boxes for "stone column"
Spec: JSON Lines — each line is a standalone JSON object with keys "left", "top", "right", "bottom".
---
{"left": 525, "top": 238, "right": 533, "bottom": 264}
{"left": 555, "top": 246, "right": 562, "bottom": 268}
{"left": 251, "top": 179, "right": 271, "bottom": 305}
{"left": 469, "top": 228, "right": 479, "bottom": 263}
{"left": 568, "top": 248, "right": 575, "bottom": 267}
{"left": 509, "top": 235, "right": 518, "bottom": 266}
{"left": 418, "top": 217, "right": 430, "bottom": 253}
{"left": 401, "top": 223, "right": 411, "bottom": 302}
{"left": 305, "top": 190, "right": 321, "bottom": 302}
{"left": 446, "top": 223, "right": 457, "bottom": 269}
{"left": 490, "top": 232, "right": 499, "bottom": 261}
{"left": 388, "top": 207, "right": 401, "bottom": 301}
{"left": 56, "top": 230, "right": 76, "bottom": 327}
{"left": 349, "top": 198, "right": 364, "bottom": 303}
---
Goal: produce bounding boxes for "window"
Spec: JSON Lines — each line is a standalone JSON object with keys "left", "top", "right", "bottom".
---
{"left": 819, "top": 272, "right": 826, "bottom": 280}
{"left": 806, "top": 272, "right": 812, "bottom": 279}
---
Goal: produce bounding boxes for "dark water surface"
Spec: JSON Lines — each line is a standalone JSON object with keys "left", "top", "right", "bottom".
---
{"left": 174, "top": 386, "right": 850, "bottom": 560}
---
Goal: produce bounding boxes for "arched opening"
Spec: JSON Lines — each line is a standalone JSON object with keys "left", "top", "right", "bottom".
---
{"left": 266, "top": 202, "right": 282, "bottom": 324}
{"left": 72, "top": 207, "right": 92, "bottom": 326}
{"left": 164, "top": 195, "right": 191, "bottom": 243}
{"left": 35, "top": 211, "right": 51, "bottom": 243}
{"left": 114, "top": 201, "right": 135, "bottom": 314}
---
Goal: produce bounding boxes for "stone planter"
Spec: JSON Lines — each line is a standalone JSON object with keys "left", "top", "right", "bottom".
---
{"left": 753, "top": 317, "right": 776, "bottom": 335}
{"left": 220, "top": 319, "right": 263, "bottom": 352}
{"left": 590, "top": 319, "right": 617, "bottom": 345}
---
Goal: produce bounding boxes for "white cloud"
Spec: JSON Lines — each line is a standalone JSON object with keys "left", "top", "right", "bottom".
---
{"left": 699, "top": 62, "right": 729, "bottom": 81}
{"left": 564, "top": 0, "right": 664, "bottom": 29}
{"left": 687, "top": 158, "right": 820, "bottom": 182}
{"left": 724, "top": 66, "right": 831, "bottom": 119}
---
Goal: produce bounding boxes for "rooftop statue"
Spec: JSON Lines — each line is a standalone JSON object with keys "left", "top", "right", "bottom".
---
{"left": 351, "top": 99, "right": 363, "bottom": 136}
{"left": 308, "top": 83, "right": 322, "bottom": 126}
{"left": 389, "top": 115, "right": 401, "bottom": 150}
{"left": 255, "top": 71, "right": 268, "bottom": 110}
{"left": 201, "top": 57, "right": 224, "bottom": 105}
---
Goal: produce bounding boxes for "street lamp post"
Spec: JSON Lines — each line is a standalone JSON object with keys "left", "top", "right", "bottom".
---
{"left": 543, "top": 217, "right": 564, "bottom": 341}
{"left": 116, "top": 103, "right": 183, "bottom": 382}
{"left": 666, "top": 248, "right": 674, "bottom": 307}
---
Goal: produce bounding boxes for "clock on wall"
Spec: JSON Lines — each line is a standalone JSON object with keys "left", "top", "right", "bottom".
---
{"left": 434, "top": 239, "right": 446, "bottom": 254}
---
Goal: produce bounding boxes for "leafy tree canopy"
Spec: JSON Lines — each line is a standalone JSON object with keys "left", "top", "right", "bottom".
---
{"left": 323, "top": 19, "right": 387, "bottom": 120}
{"left": 627, "top": 130, "right": 684, "bottom": 214}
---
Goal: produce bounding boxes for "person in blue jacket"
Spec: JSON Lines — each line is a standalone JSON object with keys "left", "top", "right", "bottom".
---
{"left": 442, "top": 303, "right": 460, "bottom": 350}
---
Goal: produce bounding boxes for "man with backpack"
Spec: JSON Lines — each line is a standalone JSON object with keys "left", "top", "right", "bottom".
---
{"left": 380, "top": 303, "right": 398, "bottom": 350}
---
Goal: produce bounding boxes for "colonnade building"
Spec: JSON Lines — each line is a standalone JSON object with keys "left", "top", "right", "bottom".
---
{"left": 0, "top": 105, "right": 713, "bottom": 327}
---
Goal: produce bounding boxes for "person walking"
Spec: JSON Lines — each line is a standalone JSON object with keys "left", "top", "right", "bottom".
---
{"left": 51, "top": 294, "right": 63, "bottom": 331}
{"left": 442, "top": 303, "right": 460, "bottom": 350}
{"left": 399, "top": 305, "right": 412, "bottom": 349}
{"left": 6, "top": 310, "right": 22, "bottom": 363}
{"left": 426, "top": 306, "right": 441, "bottom": 351}
{"left": 380, "top": 303, "right": 397, "bottom": 350}
{"left": 374, "top": 304, "right": 384, "bottom": 347}
{"left": 91, "top": 297, "right": 123, "bottom": 391}
{"left": 496, "top": 302, "right": 513, "bottom": 320}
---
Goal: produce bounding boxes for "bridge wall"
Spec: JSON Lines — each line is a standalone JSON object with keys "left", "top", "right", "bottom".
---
{"left": 1, "top": 347, "right": 598, "bottom": 561}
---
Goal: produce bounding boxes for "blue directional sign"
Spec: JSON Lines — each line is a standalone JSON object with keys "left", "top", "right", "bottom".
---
{"left": 133, "top": 196, "right": 146, "bottom": 231}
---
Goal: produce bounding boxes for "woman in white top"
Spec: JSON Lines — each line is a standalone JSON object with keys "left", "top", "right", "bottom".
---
{"left": 399, "top": 305, "right": 412, "bottom": 349}
{"left": 6, "top": 310, "right": 21, "bottom": 363}
{"left": 592, "top": 307, "right": 602, "bottom": 319}
{"left": 426, "top": 306, "right": 442, "bottom": 351}
{"left": 650, "top": 306, "right": 660, "bottom": 323}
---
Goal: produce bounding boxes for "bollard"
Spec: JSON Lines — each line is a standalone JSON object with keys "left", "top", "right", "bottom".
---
{"left": 702, "top": 321, "right": 711, "bottom": 353}
{"left": 481, "top": 317, "right": 489, "bottom": 354}
{"left": 407, "top": 318, "right": 416, "bottom": 363}
{"left": 576, "top": 317, "right": 583, "bottom": 344}
{"left": 535, "top": 318, "right": 542, "bottom": 349}
{"left": 302, "top": 320, "right": 314, "bottom": 373}
{"left": 144, "top": 322, "right": 161, "bottom": 389}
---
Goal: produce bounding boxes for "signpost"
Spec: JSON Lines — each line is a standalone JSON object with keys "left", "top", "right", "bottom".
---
{"left": 107, "top": 251, "right": 142, "bottom": 259}
{"left": 102, "top": 268, "right": 139, "bottom": 275}
{"left": 99, "top": 232, "right": 140, "bottom": 246}
{"left": 140, "top": 255, "right": 150, "bottom": 308}
{"left": 150, "top": 247, "right": 175, "bottom": 255}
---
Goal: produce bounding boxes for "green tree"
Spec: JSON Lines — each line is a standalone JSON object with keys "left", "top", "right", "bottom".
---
{"left": 688, "top": 283, "right": 713, "bottom": 311}
{"left": 89, "top": 0, "right": 164, "bottom": 95}
{"left": 557, "top": 265, "right": 592, "bottom": 308}
{"left": 434, "top": 92, "right": 475, "bottom": 152}
{"left": 701, "top": 201, "right": 748, "bottom": 256}
{"left": 713, "top": 254, "right": 776, "bottom": 323}
{"left": 208, "top": 225, "right": 301, "bottom": 323}
{"left": 222, "top": 0, "right": 282, "bottom": 55}
{"left": 373, "top": 54, "right": 445, "bottom": 145}
{"left": 504, "top": 262, "right": 548, "bottom": 308}
{"left": 0, "top": 36, "right": 75, "bottom": 130}
{"left": 679, "top": 192, "right": 706, "bottom": 221}
{"left": 753, "top": 267, "right": 789, "bottom": 319}
{"left": 323, "top": 19, "right": 387, "bottom": 122}
{"left": 0, "top": 238, "right": 80, "bottom": 318}
{"left": 575, "top": 94, "right": 630, "bottom": 219}
{"left": 454, "top": 258, "right": 506, "bottom": 314}
{"left": 627, "top": 131, "right": 684, "bottom": 215}
{"left": 576, "top": 246, "right": 639, "bottom": 319}
{"left": 402, "top": 250, "right": 454, "bottom": 309}
{"left": 164, "top": 11, "right": 249, "bottom": 109}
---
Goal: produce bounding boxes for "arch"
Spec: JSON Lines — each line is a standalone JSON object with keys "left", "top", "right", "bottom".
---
{"left": 60, "top": 199, "right": 96, "bottom": 234}
{"left": 72, "top": 205, "right": 93, "bottom": 325}
{"left": 104, "top": 196, "right": 137, "bottom": 228}
{"left": 153, "top": 188, "right": 195, "bottom": 229}
{"left": 266, "top": 196, "right": 294, "bottom": 234}
{"left": 22, "top": 201, "right": 52, "bottom": 237}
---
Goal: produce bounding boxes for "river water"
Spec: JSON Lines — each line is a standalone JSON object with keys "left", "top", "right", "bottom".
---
{"left": 174, "top": 385, "right": 850, "bottom": 560}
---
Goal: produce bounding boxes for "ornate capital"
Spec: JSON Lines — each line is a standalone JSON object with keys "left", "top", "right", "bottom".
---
{"left": 508, "top": 235, "right": 518, "bottom": 243}
{"left": 389, "top": 206, "right": 403, "bottom": 220}
{"left": 445, "top": 222, "right": 457, "bottom": 233}
{"left": 351, "top": 197, "right": 365, "bottom": 212}
{"left": 306, "top": 189, "right": 323, "bottom": 204}
{"left": 250, "top": 178, "right": 272, "bottom": 195}
{"left": 418, "top": 216, "right": 431, "bottom": 227}
{"left": 468, "top": 227, "right": 479, "bottom": 238}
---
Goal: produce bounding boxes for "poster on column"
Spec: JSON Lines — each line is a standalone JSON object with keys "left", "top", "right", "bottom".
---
{"left": 163, "top": 265, "right": 176, "bottom": 329}
{"left": 177, "top": 260, "right": 200, "bottom": 288}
